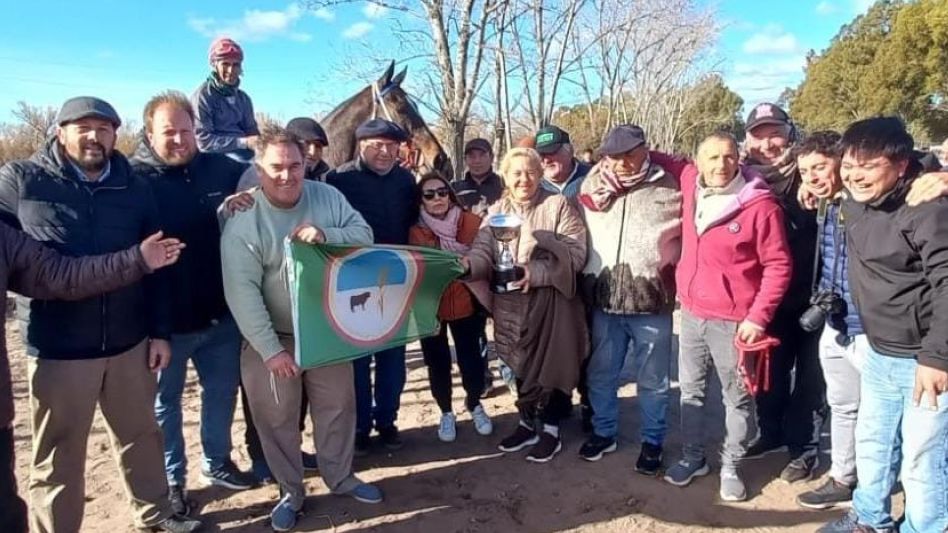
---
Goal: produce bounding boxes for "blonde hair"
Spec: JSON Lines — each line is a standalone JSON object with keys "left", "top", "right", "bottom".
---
{"left": 499, "top": 147, "right": 542, "bottom": 176}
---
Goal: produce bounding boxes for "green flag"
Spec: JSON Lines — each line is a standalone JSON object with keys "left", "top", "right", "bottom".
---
{"left": 285, "top": 241, "right": 465, "bottom": 369}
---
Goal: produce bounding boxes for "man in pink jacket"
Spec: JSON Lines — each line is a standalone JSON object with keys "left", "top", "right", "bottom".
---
{"left": 659, "top": 132, "right": 792, "bottom": 501}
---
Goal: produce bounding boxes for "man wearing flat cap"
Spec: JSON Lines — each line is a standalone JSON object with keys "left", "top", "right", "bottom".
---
{"left": 453, "top": 138, "right": 503, "bottom": 217}
{"left": 326, "top": 118, "right": 418, "bottom": 455}
{"left": 0, "top": 96, "right": 199, "bottom": 532}
{"left": 535, "top": 125, "right": 591, "bottom": 199}
{"left": 237, "top": 117, "right": 333, "bottom": 191}
{"left": 577, "top": 124, "right": 682, "bottom": 476}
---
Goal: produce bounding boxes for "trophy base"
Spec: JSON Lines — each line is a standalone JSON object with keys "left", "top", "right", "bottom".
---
{"left": 492, "top": 266, "right": 525, "bottom": 294}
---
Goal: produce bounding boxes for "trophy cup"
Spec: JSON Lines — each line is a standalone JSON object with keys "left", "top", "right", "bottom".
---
{"left": 488, "top": 213, "right": 525, "bottom": 293}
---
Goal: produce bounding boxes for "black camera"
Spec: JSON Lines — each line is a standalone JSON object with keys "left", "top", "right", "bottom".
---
{"left": 799, "top": 290, "right": 845, "bottom": 332}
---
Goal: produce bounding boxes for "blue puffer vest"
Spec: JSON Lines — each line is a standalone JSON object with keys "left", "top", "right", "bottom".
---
{"left": 818, "top": 201, "right": 863, "bottom": 336}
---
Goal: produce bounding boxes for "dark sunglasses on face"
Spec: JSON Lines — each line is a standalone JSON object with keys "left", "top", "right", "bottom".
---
{"left": 422, "top": 187, "right": 451, "bottom": 200}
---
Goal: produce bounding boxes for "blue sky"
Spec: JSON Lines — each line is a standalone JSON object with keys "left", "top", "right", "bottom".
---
{"left": 0, "top": 0, "right": 876, "bottom": 127}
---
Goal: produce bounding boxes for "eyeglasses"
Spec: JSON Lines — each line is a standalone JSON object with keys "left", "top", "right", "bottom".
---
{"left": 364, "top": 141, "right": 400, "bottom": 154}
{"left": 422, "top": 187, "right": 450, "bottom": 200}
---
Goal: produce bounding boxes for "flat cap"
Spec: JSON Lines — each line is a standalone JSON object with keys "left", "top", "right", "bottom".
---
{"left": 534, "top": 125, "right": 571, "bottom": 155}
{"left": 56, "top": 96, "right": 121, "bottom": 127}
{"left": 464, "top": 138, "right": 492, "bottom": 154}
{"left": 746, "top": 103, "right": 790, "bottom": 132}
{"left": 600, "top": 124, "right": 646, "bottom": 156}
{"left": 286, "top": 117, "right": 329, "bottom": 146}
{"left": 355, "top": 118, "right": 408, "bottom": 142}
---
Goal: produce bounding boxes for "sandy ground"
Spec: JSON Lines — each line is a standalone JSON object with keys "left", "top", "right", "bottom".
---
{"left": 9, "top": 311, "right": 854, "bottom": 533}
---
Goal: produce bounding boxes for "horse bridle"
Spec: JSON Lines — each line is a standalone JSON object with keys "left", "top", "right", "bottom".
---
{"left": 371, "top": 80, "right": 428, "bottom": 175}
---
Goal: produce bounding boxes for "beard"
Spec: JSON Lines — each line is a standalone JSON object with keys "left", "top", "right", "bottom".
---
{"left": 72, "top": 142, "right": 109, "bottom": 172}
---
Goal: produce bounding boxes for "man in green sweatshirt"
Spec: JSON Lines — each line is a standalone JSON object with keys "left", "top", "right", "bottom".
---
{"left": 221, "top": 128, "right": 379, "bottom": 531}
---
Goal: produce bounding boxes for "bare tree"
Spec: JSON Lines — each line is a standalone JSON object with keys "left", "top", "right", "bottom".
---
{"left": 304, "top": 0, "right": 498, "bottom": 179}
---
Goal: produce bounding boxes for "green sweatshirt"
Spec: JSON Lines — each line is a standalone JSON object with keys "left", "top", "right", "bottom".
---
{"left": 221, "top": 181, "right": 374, "bottom": 360}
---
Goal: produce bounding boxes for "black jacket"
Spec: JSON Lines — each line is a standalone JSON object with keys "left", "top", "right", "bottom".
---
{"left": 453, "top": 171, "right": 503, "bottom": 217}
{"left": 326, "top": 159, "right": 418, "bottom": 245}
{"left": 131, "top": 138, "right": 246, "bottom": 334}
{"left": 0, "top": 139, "right": 170, "bottom": 360}
{"left": 843, "top": 172, "right": 948, "bottom": 371}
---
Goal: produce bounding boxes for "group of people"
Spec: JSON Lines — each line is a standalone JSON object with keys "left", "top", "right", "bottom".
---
{"left": 0, "top": 34, "right": 945, "bottom": 533}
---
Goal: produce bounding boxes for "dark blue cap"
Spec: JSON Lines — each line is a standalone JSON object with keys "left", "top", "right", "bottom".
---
{"left": 355, "top": 118, "right": 408, "bottom": 142}
{"left": 600, "top": 124, "right": 646, "bottom": 156}
{"left": 56, "top": 96, "right": 121, "bottom": 127}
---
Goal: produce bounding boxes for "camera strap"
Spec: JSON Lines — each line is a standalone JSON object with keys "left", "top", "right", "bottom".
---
{"left": 828, "top": 205, "right": 844, "bottom": 294}
{"left": 809, "top": 199, "right": 829, "bottom": 295}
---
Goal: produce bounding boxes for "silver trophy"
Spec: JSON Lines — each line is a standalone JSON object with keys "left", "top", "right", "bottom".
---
{"left": 488, "top": 213, "right": 525, "bottom": 293}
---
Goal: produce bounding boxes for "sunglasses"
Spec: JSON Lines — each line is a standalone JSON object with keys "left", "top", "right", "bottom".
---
{"left": 422, "top": 187, "right": 451, "bottom": 200}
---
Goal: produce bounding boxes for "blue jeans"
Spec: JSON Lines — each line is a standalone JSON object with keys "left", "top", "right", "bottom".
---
{"left": 154, "top": 316, "right": 241, "bottom": 485}
{"left": 353, "top": 345, "right": 407, "bottom": 435}
{"left": 853, "top": 346, "right": 948, "bottom": 533}
{"left": 586, "top": 309, "right": 672, "bottom": 445}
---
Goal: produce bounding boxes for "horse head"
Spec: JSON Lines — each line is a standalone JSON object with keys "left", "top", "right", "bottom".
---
{"left": 322, "top": 61, "right": 453, "bottom": 180}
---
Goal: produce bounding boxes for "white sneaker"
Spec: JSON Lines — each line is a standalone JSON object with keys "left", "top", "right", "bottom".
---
{"left": 438, "top": 412, "right": 457, "bottom": 442}
{"left": 470, "top": 404, "right": 493, "bottom": 436}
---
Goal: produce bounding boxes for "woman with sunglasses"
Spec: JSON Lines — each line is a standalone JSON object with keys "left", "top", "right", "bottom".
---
{"left": 409, "top": 174, "right": 494, "bottom": 442}
{"left": 463, "top": 147, "right": 589, "bottom": 463}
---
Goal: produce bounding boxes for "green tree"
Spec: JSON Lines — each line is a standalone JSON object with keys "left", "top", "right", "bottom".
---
{"left": 675, "top": 74, "right": 744, "bottom": 155}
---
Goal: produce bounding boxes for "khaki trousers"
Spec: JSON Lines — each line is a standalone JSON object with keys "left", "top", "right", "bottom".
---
{"left": 241, "top": 337, "right": 359, "bottom": 508}
{"left": 28, "top": 340, "right": 171, "bottom": 533}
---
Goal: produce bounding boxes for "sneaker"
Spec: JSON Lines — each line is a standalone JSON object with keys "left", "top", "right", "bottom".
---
{"left": 251, "top": 461, "right": 274, "bottom": 485}
{"left": 201, "top": 461, "right": 255, "bottom": 490}
{"left": 744, "top": 437, "right": 787, "bottom": 459}
{"left": 663, "top": 458, "right": 710, "bottom": 487}
{"left": 438, "top": 413, "right": 457, "bottom": 442}
{"left": 797, "top": 478, "right": 854, "bottom": 510}
{"left": 470, "top": 405, "right": 493, "bottom": 436}
{"left": 269, "top": 493, "right": 302, "bottom": 532}
{"left": 635, "top": 442, "right": 663, "bottom": 476}
{"left": 719, "top": 467, "right": 747, "bottom": 502}
{"left": 168, "top": 484, "right": 191, "bottom": 517}
{"left": 343, "top": 482, "right": 384, "bottom": 504}
{"left": 143, "top": 515, "right": 203, "bottom": 533}
{"left": 355, "top": 432, "right": 372, "bottom": 457}
{"left": 526, "top": 431, "right": 562, "bottom": 463}
{"left": 498, "top": 424, "right": 539, "bottom": 452}
{"left": 302, "top": 451, "right": 319, "bottom": 472}
{"left": 780, "top": 455, "right": 819, "bottom": 483}
{"left": 816, "top": 511, "right": 890, "bottom": 533}
{"left": 378, "top": 425, "right": 404, "bottom": 451}
{"left": 580, "top": 405, "right": 594, "bottom": 434}
{"left": 579, "top": 435, "right": 617, "bottom": 462}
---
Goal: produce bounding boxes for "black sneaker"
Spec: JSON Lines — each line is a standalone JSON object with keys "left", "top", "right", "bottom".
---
{"left": 526, "top": 431, "right": 562, "bottom": 463}
{"left": 498, "top": 424, "right": 539, "bottom": 452}
{"left": 201, "top": 461, "right": 255, "bottom": 490}
{"left": 635, "top": 442, "right": 663, "bottom": 476}
{"left": 580, "top": 405, "right": 594, "bottom": 434}
{"left": 797, "top": 477, "right": 854, "bottom": 509}
{"left": 780, "top": 455, "right": 819, "bottom": 483}
{"left": 744, "top": 437, "right": 787, "bottom": 459}
{"left": 302, "top": 452, "right": 319, "bottom": 472}
{"left": 355, "top": 433, "right": 372, "bottom": 457}
{"left": 168, "top": 484, "right": 191, "bottom": 517}
{"left": 378, "top": 426, "right": 404, "bottom": 451}
{"left": 143, "top": 514, "right": 203, "bottom": 532}
{"left": 579, "top": 434, "right": 617, "bottom": 462}
{"left": 816, "top": 511, "right": 890, "bottom": 533}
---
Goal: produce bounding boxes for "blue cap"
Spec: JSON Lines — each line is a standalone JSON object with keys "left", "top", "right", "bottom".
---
{"left": 600, "top": 124, "right": 646, "bottom": 156}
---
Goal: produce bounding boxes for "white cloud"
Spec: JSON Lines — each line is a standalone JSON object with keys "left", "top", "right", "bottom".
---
{"left": 816, "top": 1, "right": 836, "bottom": 15}
{"left": 727, "top": 58, "right": 806, "bottom": 104}
{"left": 343, "top": 22, "right": 374, "bottom": 39}
{"left": 187, "top": 4, "right": 312, "bottom": 43}
{"left": 742, "top": 25, "right": 801, "bottom": 55}
{"left": 363, "top": 3, "right": 387, "bottom": 19}
{"left": 852, "top": 0, "right": 874, "bottom": 13}
{"left": 312, "top": 7, "right": 335, "bottom": 21}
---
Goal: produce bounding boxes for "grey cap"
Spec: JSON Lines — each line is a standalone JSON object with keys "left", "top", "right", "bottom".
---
{"left": 355, "top": 118, "right": 408, "bottom": 142}
{"left": 600, "top": 124, "right": 646, "bottom": 156}
{"left": 56, "top": 96, "right": 121, "bottom": 127}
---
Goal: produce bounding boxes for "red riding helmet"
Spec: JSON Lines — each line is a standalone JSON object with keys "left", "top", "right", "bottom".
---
{"left": 208, "top": 37, "right": 244, "bottom": 64}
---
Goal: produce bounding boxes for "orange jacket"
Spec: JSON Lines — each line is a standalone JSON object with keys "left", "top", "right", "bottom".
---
{"left": 409, "top": 210, "right": 482, "bottom": 321}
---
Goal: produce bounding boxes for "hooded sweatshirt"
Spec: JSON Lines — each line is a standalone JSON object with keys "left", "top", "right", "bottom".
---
{"left": 673, "top": 159, "right": 792, "bottom": 328}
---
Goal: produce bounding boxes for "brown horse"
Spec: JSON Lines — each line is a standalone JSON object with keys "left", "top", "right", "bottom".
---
{"left": 321, "top": 61, "right": 453, "bottom": 181}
